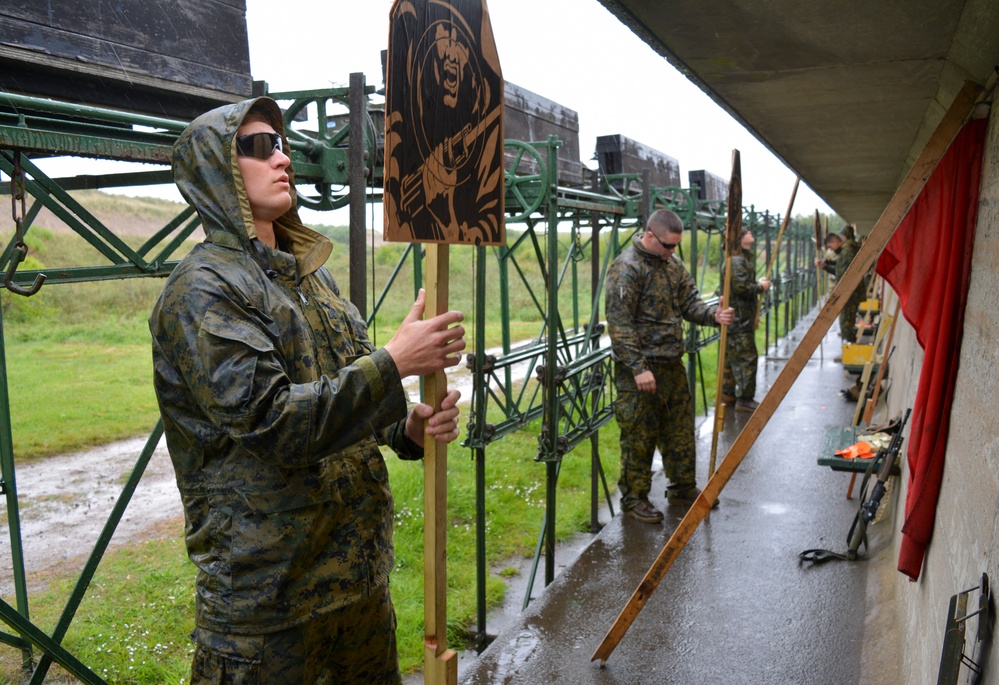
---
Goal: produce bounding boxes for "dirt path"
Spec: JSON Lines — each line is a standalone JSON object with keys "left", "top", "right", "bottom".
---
{"left": 0, "top": 436, "right": 182, "bottom": 597}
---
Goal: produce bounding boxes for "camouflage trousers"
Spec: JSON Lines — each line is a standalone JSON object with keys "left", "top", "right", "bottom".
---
{"left": 723, "top": 330, "right": 758, "bottom": 399}
{"left": 840, "top": 297, "right": 862, "bottom": 343}
{"left": 189, "top": 585, "right": 401, "bottom": 685}
{"left": 613, "top": 358, "right": 697, "bottom": 512}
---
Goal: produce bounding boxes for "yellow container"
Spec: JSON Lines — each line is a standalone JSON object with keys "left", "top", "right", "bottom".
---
{"left": 859, "top": 298, "right": 880, "bottom": 313}
{"left": 841, "top": 342, "right": 878, "bottom": 373}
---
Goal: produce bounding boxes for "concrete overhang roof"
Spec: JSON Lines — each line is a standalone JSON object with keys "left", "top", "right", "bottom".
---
{"left": 597, "top": 0, "right": 999, "bottom": 230}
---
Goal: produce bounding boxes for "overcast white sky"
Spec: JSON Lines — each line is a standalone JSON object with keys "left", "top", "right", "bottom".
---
{"left": 243, "top": 0, "right": 833, "bottom": 223}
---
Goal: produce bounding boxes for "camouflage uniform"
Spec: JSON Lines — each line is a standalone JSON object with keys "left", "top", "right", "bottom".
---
{"left": 149, "top": 98, "right": 416, "bottom": 684}
{"left": 720, "top": 247, "right": 764, "bottom": 400}
{"left": 836, "top": 237, "right": 866, "bottom": 343}
{"left": 606, "top": 235, "right": 719, "bottom": 511}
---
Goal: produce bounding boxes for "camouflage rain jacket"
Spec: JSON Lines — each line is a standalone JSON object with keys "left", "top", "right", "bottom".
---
{"left": 720, "top": 247, "right": 764, "bottom": 333}
{"left": 605, "top": 234, "right": 719, "bottom": 375}
{"left": 149, "top": 98, "right": 419, "bottom": 635}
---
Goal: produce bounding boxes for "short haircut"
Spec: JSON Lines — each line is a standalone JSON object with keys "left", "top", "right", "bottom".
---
{"left": 647, "top": 209, "right": 684, "bottom": 235}
{"left": 824, "top": 233, "right": 842, "bottom": 246}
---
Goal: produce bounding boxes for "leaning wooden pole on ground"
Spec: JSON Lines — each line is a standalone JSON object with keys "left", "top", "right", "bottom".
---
{"left": 709, "top": 149, "right": 741, "bottom": 476}
{"left": 591, "top": 80, "right": 982, "bottom": 666}
{"left": 862, "top": 299, "right": 901, "bottom": 425}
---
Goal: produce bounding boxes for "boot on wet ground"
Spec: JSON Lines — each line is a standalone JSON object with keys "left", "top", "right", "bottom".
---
{"left": 625, "top": 499, "right": 664, "bottom": 523}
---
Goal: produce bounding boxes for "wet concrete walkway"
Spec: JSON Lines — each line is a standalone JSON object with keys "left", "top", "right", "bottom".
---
{"left": 459, "top": 312, "right": 876, "bottom": 684}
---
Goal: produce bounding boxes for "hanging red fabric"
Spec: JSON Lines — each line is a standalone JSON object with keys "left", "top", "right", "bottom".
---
{"left": 875, "top": 117, "right": 988, "bottom": 581}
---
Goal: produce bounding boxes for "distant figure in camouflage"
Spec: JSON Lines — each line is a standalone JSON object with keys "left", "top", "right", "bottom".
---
{"left": 606, "top": 209, "right": 734, "bottom": 523}
{"left": 720, "top": 228, "right": 770, "bottom": 412}
{"left": 819, "top": 226, "right": 866, "bottom": 344}
{"left": 149, "top": 97, "right": 466, "bottom": 685}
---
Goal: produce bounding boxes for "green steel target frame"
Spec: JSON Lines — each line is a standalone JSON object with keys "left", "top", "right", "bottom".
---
{"left": 0, "top": 83, "right": 821, "bottom": 678}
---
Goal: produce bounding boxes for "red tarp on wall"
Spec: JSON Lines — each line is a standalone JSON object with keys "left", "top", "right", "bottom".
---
{"left": 875, "top": 117, "right": 988, "bottom": 581}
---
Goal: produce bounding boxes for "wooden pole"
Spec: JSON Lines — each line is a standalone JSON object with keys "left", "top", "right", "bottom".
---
{"left": 754, "top": 177, "right": 799, "bottom": 330}
{"left": 764, "top": 177, "right": 800, "bottom": 281}
{"left": 822, "top": 216, "right": 829, "bottom": 300}
{"left": 709, "top": 150, "right": 741, "bottom": 476}
{"left": 591, "top": 80, "right": 982, "bottom": 666}
{"left": 813, "top": 210, "right": 823, "bottom": 362}
{"left": 851, "top": 309, "right": 894, "bottom": 426}
{"left": 862, "top": 299, "right": 901, "bottom": 425}
{"left": 424, "top": 243, "right": 457, "bottom": 685}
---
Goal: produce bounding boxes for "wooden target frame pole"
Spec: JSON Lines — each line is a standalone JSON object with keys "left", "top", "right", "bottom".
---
{"left": 754, "top": 177, "right": 799, "bottom": 331}
{"left": 862, "top": 299, "right": 901, "bottom": 425}
{"left": 709, "top": 150, "right": 741, "bottom": 476}
{"left": 813, "top": 210, "right": 824, "bottom": 362}
{"left": 423, "top": 243, "right": 458, "bottom": 685}
{"left": 591, "top": 79, "right": 981, "bottom": 666}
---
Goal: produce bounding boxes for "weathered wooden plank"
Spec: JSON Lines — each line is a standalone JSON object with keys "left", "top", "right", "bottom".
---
{"left": 0, "top": 0, "right": 251, "bottom": 118}
{"left": 595, "top": 133, "right": 681, "bottom": 190}
{"left": 504, "top": 81, "right": 582, "bottom": 185}
{"left": 688, "top": 169, "right": 729, "bottom": 201}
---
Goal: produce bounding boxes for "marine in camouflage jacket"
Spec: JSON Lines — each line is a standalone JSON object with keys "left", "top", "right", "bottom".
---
{"left": 720, "top": 247, "right": 764, "bottom": 333}
{"left": 149, "top": 98, "right": 419, "bottom": 636}
{"left": 606, "top": 234, "right": 719, "bottom": 375}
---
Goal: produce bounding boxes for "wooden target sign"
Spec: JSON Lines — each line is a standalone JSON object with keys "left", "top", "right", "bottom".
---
{"left": 384, "top": 0, "right": 505, "bottom": 246}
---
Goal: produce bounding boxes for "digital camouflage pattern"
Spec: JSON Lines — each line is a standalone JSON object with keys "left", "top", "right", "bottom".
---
{"left": 835, "top": 237, "right": 866, "bottom": 343}
{"left": 720, "top": 247, "right": 763, "bottom": 398}
{"left": 149, "top": 97, "right": 419, "bottom": 650}
{"left": 190, "top": 586, "right": 399, "bottom": 684}
{"left": 722, "top": 330, "right": 758, "bottom": 400}
{"left": 605, "top": 234, "right": 718, "bottom": 375}
{"left": 613, "top": 360, "right": 698, "bottom": 511}
{"left": 606, "top": 235, "right": 718, "bottom": 511}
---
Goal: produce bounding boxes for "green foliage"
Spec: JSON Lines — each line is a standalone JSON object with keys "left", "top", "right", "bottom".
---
{"left": 311, "top": 222, "right": 351, "bottom": 244}
{"left": 0, "top": 533, "right": 195, "bottom": 683}
{"left": 375, "top": 241, "right": 407, "bottom": 267}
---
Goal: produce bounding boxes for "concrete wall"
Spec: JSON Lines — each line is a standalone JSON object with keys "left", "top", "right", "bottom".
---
{"left": 876, "top": 106, "right": 999, "bottom": 684}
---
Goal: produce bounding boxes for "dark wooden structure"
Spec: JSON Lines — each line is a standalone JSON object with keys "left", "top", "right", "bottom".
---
{"left": 504, "top": 81, "right": 582, "bottom": 185}
{"left": 0, "top": 0, "right": 253, "bottom": 119}
{"left": 595, "top": 133, "right": 681, "bottom": 190}
{"left": 688, "top": 169, "right": 729, "bottom": 201}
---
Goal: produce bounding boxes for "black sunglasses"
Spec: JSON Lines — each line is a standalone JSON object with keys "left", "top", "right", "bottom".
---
{"left": 650, "top": 232, "right": 681, "bottom": 251}
{"left": 235, "top": 132, "right": 283, "bottom": 160}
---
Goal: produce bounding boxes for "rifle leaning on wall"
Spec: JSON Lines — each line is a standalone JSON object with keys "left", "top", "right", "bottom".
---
{"left": 798, "top": 407, "right": 912, "bottom": 564}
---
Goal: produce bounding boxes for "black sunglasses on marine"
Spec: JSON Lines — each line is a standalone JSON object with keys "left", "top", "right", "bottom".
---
{"left": 235, "top": 132, "right": 283, "bottom": 159}
{"left": 650, "top": 232, "right": 680, "bottom": 251}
